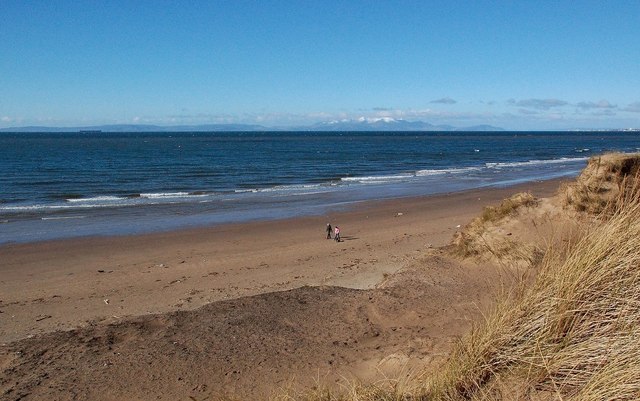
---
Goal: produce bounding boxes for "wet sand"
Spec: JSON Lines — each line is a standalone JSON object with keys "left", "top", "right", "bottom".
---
{"left": 0, "top": 180, "right": 563, "bottom": 344}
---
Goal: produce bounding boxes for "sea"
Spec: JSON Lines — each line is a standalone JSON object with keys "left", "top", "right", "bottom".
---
{"left": 1, "top": 131, "right": 639, "bottom": 244}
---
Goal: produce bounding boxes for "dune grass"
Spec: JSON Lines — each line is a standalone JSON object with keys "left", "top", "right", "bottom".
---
{"left": 270, "top": 376, "right": 427, "bottom": 401}
{"left": 478, "top": 192, "right": 538, "bottom": 224}
{"left": 425, "top": 179, "right": 640, "bottom": 400}
{"left": 562, "top": 153, "right": 640, "bottom": 214}
{"left": 452, "top": 192, "right": 538, "bottom": 259}
{"left": 271, "top": 157, "right": 640, "bottom": 401}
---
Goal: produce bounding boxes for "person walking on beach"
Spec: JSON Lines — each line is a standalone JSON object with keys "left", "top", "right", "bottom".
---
{"left": 334, "top": 226, "right": 341, "bottom": 242}
{"left": 326, "top": 223, "right": 332, "bottom": 239}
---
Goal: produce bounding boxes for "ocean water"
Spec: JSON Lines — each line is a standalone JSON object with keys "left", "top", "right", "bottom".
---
{"left": 1, "top": 131, "right": 639, "bottom": 244}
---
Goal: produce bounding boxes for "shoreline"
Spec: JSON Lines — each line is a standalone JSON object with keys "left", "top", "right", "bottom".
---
{"left": 0, "top": 177, "right": 567, "bottom": 344}
{"left": 0, "top": 166, "right": 585, "bottom": 245}
{"left": 1, "top": 177, "right": 571, "bottom": 248}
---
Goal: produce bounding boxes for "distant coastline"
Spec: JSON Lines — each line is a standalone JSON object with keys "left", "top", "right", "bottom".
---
{"left": 0, "top": 119, "right": 506, "bottom": 133}
{"left": 2, "top": 122, "right": 639, "bottom": 134}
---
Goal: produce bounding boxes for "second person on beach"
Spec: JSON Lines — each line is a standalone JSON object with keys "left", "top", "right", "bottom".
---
{"left": 334, "top": 226, "right": 341, "bottom": 242}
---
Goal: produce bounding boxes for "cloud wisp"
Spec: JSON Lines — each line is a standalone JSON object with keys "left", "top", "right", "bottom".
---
{"left": 576, "top": 100, "right": 617, "bottom": 110}
{"left": 430, "top": 97, "right": 457, "bottom": 104}
{"left": 508, "top": 98, "right": 569, "bottom": 110}
{"left": 622, "top": 102, "right": 640, "bottom": 113}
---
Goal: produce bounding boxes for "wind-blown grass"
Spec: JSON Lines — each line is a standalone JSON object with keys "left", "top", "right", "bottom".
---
{"left": 562, "top": 152, "right": 640, "bottom": 214}
{"left": 271, "top": 156, "right": 640, "bottom": 401}
{"left": 452, "top": 192, "right": 538, "bottom": 259}
{"left": 426, "top": 178, "right": 640, "bottom": 400}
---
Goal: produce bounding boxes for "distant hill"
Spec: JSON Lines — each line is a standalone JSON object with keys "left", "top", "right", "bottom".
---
{"left": 304, "top": 117, "right": 450, "bottom": 131}
{"left": 455, "top": 124, "right": 506, "bottom": 132}
{"left": 301, "top": 118, "right": 504, "bottom": 132}
{"left": 0, "top": 124, "right": 267, "bottom": 133}
{"left": 0, "top": 119, "right": 505, "bottom": 133}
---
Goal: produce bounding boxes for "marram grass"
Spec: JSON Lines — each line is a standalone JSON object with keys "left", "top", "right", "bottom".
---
{"left": 270, "top": 161, "right": 640, "bottom": 401}
{"left": 425, "top": 180, "right": 640, "bottom": 400}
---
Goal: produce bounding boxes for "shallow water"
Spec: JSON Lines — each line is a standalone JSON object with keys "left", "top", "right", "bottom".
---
{"left": 1, "top": 131, "right": 639, "bottom": 243}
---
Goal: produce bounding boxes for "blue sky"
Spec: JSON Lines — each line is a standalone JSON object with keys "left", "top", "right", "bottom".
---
{"left": 1, "top": 1, "right": 639, "bottom": 130}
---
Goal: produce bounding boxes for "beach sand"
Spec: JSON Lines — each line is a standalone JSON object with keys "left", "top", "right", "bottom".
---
{"left": 0, "top": 179, "right": 564, "bottom": 400}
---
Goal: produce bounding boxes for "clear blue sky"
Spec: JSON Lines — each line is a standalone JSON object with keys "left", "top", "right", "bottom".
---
{"left": 1, "top": 0, "right": 639, "bottom": 130}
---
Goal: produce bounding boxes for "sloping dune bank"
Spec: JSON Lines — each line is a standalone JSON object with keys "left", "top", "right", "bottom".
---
{"left": 5, "top": 154, "right": 635, "bottom": 401}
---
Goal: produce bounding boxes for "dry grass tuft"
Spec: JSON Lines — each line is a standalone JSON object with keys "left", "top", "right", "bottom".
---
{"left": 451, "top": 192, "right": 538, "bottom": 259}
{"left": 426, "top": 181, "right": 640, "bottom": 400}
{"left": 561, "top": 152, "right": 640, "bottom": 214}
{"left": 269, "top": 372, "right": 429, "bottom": 401}
{"left": 479, "top": 193, "right": 538, "bottom": 224}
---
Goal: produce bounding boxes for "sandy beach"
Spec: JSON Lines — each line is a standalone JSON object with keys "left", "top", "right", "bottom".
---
{"left": 0, "top": 179, "right": 564, "bottom": 400}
